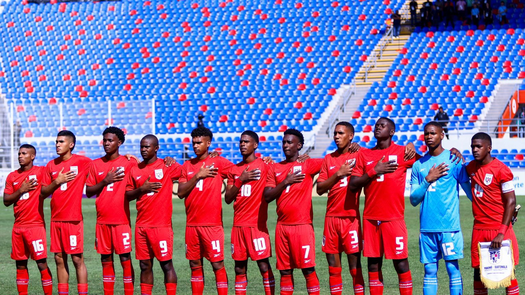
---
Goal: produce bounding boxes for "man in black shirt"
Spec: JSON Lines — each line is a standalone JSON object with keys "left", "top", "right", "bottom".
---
{"left": 434, "top": 107, "right": 450, "bottom": 139}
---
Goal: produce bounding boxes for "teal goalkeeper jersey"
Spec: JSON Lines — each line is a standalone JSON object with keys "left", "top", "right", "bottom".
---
{"left": 411, "top": 150, "right": 469, "bottom": 232}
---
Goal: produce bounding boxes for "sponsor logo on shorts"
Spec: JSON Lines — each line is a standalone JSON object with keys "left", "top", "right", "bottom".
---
{"left": 257, "top": 251, "right": 265, "bottom": 256}
{"left": 162, "top": 253, "right": 167, "bottom": 257}
{"left": 352, "top": 244, "right": 358, "bottom": 249}
{"left": 304, "top": 259, "right": 311, "bottom": 264}
{"left": 214, "top": 254, "right": 220, "bottom": 258}
{"left": 396, "top": 251, "right": 403, "bottom": 255}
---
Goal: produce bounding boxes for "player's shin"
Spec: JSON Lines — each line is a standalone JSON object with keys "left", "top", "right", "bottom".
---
{"left": 506, "top": 279, "right": 519, "bottom": 295}
{"left": 350, "top": 267, "right": 365, "bottom": 294}
{"left": 369, "top": 271, "right": 384, "bottom": 295}
{"left": 280, "top": 274, "right": 294, "bottom": 295}
{"left": 262, "top": 270, "right": 275, "bottom": 295}
{"left": 121, "top": 259, "right": 134, "bottom": 295}
{"left": 304, "top": 271, "right": 320, "bottom": 295}
{"left": 165, "top": 282, "right": 177, "bottom": 295}
{"left": 78, "top": 283, "right": 88, "bottom": 295}
{"left": 58, "top": 283, "right": 69, "bottom": 295}
{"left": 214, "top": 266, "right": 228, "bottom": 295}
{"left": 40, "top": 267, "right": 53, "bottom": 295}
{"left": 140, "top": 283, "right": 153, "bottom": 295}
{"left": 423, "top": 263, "right": 438, "bottom": 295}
{"left": 16, "top": 268, "right": 29, "bottom": 295}
{"left": 191, "top": 266, "right": 205, "bottom": 294}
{"left": 398, "top": 270, "right": 413, "bottom": 295}
{"left": 235, "top": 274, "right": 247, "bottom": 295}
{"left": 445, "top": 260, "right": 462, "bottom": 295}
{"left": 102, "top": 261, "right": 116, "bottom": 294}
{"left": 328, "top": 266, "right": 343, "bottom": 294}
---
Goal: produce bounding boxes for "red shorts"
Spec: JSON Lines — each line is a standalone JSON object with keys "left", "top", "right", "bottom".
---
{"left": 471, "top": 227, "right": 519, "bottom": 268}
{"left": 95, "top": 223, "right": 132, "bottom": 255}
{"left": 11, "top": 226, "right": 48, "bottom": 261}
{"left": 363, "top": 219, "right": 408, "bottom": 259}
{"left": 322, "top": 216, "right": 362, "bottom": 255}
{"left": 50, "top": 221, "right": 84, "bottom": 254}
{"left": 135, "top": 226, "right": 173, "bottom": 261}
{"left": 231, "top": 226, "right": 272, "bottom": 261}
{"left": 185, "top": 226, "right": 224, "bottom": 262}
{"left": 275, "top": 224, "right": 316, "bottom": 270}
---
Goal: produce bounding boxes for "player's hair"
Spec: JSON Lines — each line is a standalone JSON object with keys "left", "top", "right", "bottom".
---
{"left": 141, "top": 134, "right": 159, "bottom": 146}
{"left": 241, "top": 130, "right": 259, "bottom": 144}
{"left": 19, "top": 144, "right": 36, "bottom": 155}
{"left": 57, "top": 130, "right": 76, "bottom": 151}
{"left": 284, "top": 128, "right": 304, "bottom": 146}
{"left": 191, "top": 126, "right": 213, "bottom": 141}
{"left": 103, "top": 126, "right": 125, "bottom": 143}
{"left": 378, "top": 117, "right": 396, "bottom": 131}
{"left": 472, "top": 132, "right": 492, "bottom": 145}
{"left": 424, "top": 121, "right": 443, "bottom": 131}
{"left": 335, "top": 121, "right": 355, "bottom": 134}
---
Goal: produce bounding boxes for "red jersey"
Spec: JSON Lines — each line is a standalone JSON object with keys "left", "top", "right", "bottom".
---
{"left": 42, "top": 155, "right": 92, "bottom": 222}
{"left": 86, "top": 155, "right": 139, "bottom": 225}
{"left": 466, "top": 159, "right": 515, "bottom": 229}
{"left": 318, "top": 150, "right": 363, "bottom": 217}
{"left": 179, "top": 156, "right": 234, "bottom": 226}
{"left": 266, "top": 158, "right": 323, "bottom": 225}
{"left": 4, "top": 166, "right": 45, "bottom": 227}
{"left": 353, "top": 144, "right": 415, "bottom": 221}
{"left": 125, "top": 159, "right": 181, "bottom": 227}
{"left": 226, "top": 158, "right": 271, "bottom": 228}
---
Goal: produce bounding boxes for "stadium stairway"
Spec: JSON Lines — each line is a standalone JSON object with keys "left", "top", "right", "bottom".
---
{"left": 479, "top": 79, "right": 523, "bottom": 138}
{"left": 355, "top": 35, "right": 410, "bottom": 86}
{"left": 308, "top": 86, "right": 371, "bottom": 158}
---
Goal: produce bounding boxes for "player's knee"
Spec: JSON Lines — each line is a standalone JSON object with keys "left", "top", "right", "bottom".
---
{"left": 256, "top": 259, "right": 270, "bottom": 273}
{"left": 445, "top": 260, "right": 461, "bottom": 279}
{"left": 393, "top": 258, "right": 410, "bottom": 274}
{"left": 54, "top": 253, "right": 65, "bottom": 265}
{"left": 160, "top": 260, "right": 174, "bottom": 271}
{"left": 211, "top": 260, "right": 225, "bottom": 271}
{"left": 101, "top": 254, "right": 113, "bottom": 263}
{"left": 36, "top": 259, "right": 48, "bottom": 271}
{"left": 140, "top": 260, "right": 153, "bottom": 272}
{"left": 189, "top": 259, "right": 202, "bottom": 268}
{"left": 119, "top": 253, "right": 131, "bottom": 262}
{"left": 71, "top": 254, "right": 84, "bottom": 267}
{"left": 301, "top": 267, "right": 315, "bottom": 276}
{"left": 424, "top": 263, "right": 438, "bottom": 277}
{"left": 15, "top": 260, "right": 28, "bottom": 270}
{"left": 280, "top": 269, "right": 293, "bottom": 276}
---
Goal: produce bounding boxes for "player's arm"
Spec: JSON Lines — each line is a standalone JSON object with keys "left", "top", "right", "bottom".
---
{"left": 225, "top": 167, "right": 261, "bottom": 204}
{"left": 40, "top": 168, "right": 76, "bottom": 198}
{"left": 3, "top": 179, "right": 38, "bottom": 207}
{"left": 264, "top": 171, "right": 304, "bottom": 203}
{"left": 86, "top": 168, "right": 125, "bottom": 198}
{"left": 410, "top": 163, "right": 449, "bottom": 206}
{"left": 125, "top": 176, "right": 162, "bottom": 201}
{"left": 317, "top": 162, "right": 354, "bottom": 195}
{"left": 460, "top": 181, "right": 473, "bottom": 201}
{"left": 491, "top": 190, "right": 516, "bottom": 249}
{"left": 177, "top": 163, "right": 218, "bottom": 199}
{"left": 349, "top": 156, "right": 397, "bottom": 191}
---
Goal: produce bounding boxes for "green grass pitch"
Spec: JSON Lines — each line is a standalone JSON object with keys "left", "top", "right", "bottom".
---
{"left": 0, "top": 196, "right": 523, "bottom": 294}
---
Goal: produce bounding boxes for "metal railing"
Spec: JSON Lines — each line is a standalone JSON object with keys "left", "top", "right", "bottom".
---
{"left": 325, "top": 81, "right": 357, "bottom": 138}
{"left": 361, "top": 27, "right": 394, "bottom": 82}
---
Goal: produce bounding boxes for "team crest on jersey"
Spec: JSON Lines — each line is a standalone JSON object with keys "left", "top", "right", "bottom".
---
{"left": 490, "top": 249, "right": 501, "bottom": 264}
{"left": 484, "top": 174, "right": 493, "bottom": 185}
{"left": 155, "top": 169, "right": 163, "bottom": 180}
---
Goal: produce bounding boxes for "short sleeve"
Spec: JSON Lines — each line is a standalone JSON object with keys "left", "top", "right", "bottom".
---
{"left": 178, "top": 161, "right": 190, "bottom": 183}
{"left": 85, "top": 161, "right": 97, "bottom": 187}
{"left": 169, "top": 162, "right": 182, "bottom": 181}
{"left": 125, "top": 167, "right": 137, "bottom": 192}
{"left": 219, "top": 157, "right": 235, "bottom": 178}
{"left": 499, "top": 165, "right": 514, "bottom": 183}
{"left": 226, "top": 167, "right": 236, "bottom": 186}
{"left": 353, "top": 152, "right": 365, "bottom": 177}
{"left": 306, "top": 158, "right": 323, "bottom": 175}
{"left": 317, "top": 157, "right": 329, "bottom": 182}
{"left": 266, "top": 164, "right": 276, "bottom": 188}
{"left": 4, "top": 172, "right": 14, "bottom": 195}
{"left": 41, "top": 162, "right": 52, "bottom": 186}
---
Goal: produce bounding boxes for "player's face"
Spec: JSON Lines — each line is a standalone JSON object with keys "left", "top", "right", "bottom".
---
{"left": 423, "top": 125, "right": 444, "bottom": 149}
{"left": 103, "top": 133, "right": 121, "bottom": 155}
{"left": 55, "top": 136, "right": 74, "bottom": 155}
{"left": 333, "top": 125, "right": 353, "bottom": 149}
{"left": 140, "top": 138, "right": 158, "bottom": 161}
{"left": 18, "top": 147, "right": 35, "bottom": 166}
{"left": 374, "top": 119, "right": 394, "bottom": 140}
{"left": 239, "top": 135, "right": 258, "bottom": 156}
{"left": 282, "top": 134, "right": 302, "bottom": 157}
{"left": 471, "top": 139, "right": 492, "bottom": 161}
{"left": 192, "top": 136, "right": 211, "bottom": 156}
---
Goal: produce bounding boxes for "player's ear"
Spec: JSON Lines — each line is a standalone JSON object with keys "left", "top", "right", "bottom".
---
{"left": 254, "top": 142, "right": 258, "bottom": 150}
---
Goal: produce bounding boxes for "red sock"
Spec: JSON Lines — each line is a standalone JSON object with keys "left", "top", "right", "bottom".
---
{"left": 166, "top": 282, "right": 177, "bottom": 295}
{"left": 506, "top": 279, "right": 519, "bottom": 295}
{"left": 140, "top": 283, "right": 153, "bottom": 295}
{"left": 350, "top": 268, "right": 365, "bottom": 294}
{"left": 191, "top": 266, "right": 205, "bottom": 295}
{"left": 121, "top": 259, "right": 134, "bottom": 295}
{"left": 16, "top": 269, "right": 29, "bottom": 295}
{"left": 262, "top": 270, "right": 275, "bottom": 295}
{"left": 40, "top": 267, "right": 53, "bottom": 295}
{"left": 328, "top": 266, "right": 342, "bottom": 294}
{"left": 474, "top": 280, "right": 488, "bottom": 295}
{"left": 305, "top": 271, "right": 320, "bottom": 295}
{"left": 369, "top": 272, "right": 384, "bottom": 295}
{"left": 280, "top": 274, "right": 294, "bottom": 295}
{"left": 102, "top": 261, "right": 115, "bottom": 295}
{"left": 235, "top": 274, "right": 247, "bottom": 295}
{"left": 398, "top": 271, "right": 412, "bottom": 295}
{"left": 214, "top": 267, "right": 228, "bottom": 295}
{"left": 78, "top": 283, "right": 88, "bottom": 295}
{"left": 58, "top": 283, "right": 69, "bottom": 295}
